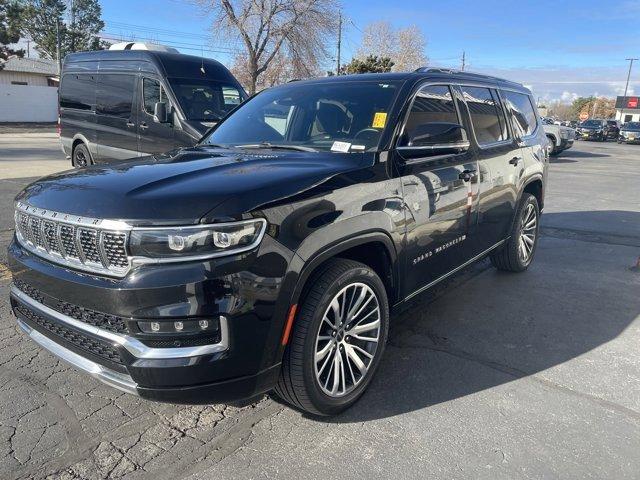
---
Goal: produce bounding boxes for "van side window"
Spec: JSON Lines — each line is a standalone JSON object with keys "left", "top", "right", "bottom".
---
{"left": 400, "top": 85, "right": 464, "bottom": 148}
{"left": 60, "top": 74, "right": 95, "bottom": 111}
{"left": 142, "top": 78, "right": 167, "bottom": 115}
{"left": 96, "top": 74, "right": 136, "bottom": 118}
{"left": 461, "top": 86, "right": 508, "bottom": 145}
{"left": 502, "top": 91, "right": 537, "bottom": 137}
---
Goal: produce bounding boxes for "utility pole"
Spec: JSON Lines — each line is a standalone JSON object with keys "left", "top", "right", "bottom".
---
{"left": 460, "top": 51, "right": 466, "bottom": 71}
{"left": 619, "top": 58, "right": 638, "bottom": 123}
{"left": 336, "top": 12, "right": 342, "bottom": 75}
{"left": 56, "top": 18, "right": 62, "bottom": 75}
{"left": 26, "top": 40, "right": 30, "bottom": 58}
{"left": 70, "top": 0, "right": 75, "bottom": 52}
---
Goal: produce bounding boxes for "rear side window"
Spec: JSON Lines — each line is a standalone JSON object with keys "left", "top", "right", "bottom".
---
{"left": 96, "top": 74, "right": 135, "bottom": 118}
{"left": 142, "top": 78, "right": 167, "bottom": 115}
{"left": 461, "top": 86, "right": 508, "bottom": 145}
{"left": 60, "top": 74, "right": 95, "bottom": 111}
{"left": 502, "top": 91, "right": 537, "bottom": 137}
{"left": 401, "top": 85, "right": 463, "bottom": 146}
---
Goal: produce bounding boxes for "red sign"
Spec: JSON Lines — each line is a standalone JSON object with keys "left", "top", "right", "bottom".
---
{"left": 579, "top": 112, "right": 589, "bottom": 121}
{"left": 628, "top": 97, "right": 639, "bottom": 108}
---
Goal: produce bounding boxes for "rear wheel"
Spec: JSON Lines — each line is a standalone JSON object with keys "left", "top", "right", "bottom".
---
{"left": 275, "top": 259, "right": 389, "bottom": 416}
{"left": 490, "top": 193, "right": 540, "bottom": 272}
{"left": 546, "top": 136, "right": 557, "bottom": 156}
{"left": 72, "top": 143, "right": 92, "bottom": 168}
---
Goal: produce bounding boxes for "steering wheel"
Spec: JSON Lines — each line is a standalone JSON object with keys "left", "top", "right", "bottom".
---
{"left": 353, "top": 128, "right": 381, "bottom": 140}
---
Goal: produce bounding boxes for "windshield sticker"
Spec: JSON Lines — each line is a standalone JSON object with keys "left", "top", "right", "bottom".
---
{"left": 331, "top": 141, "right": 352, "bottom": 153}
{"left": 351, "top": 145, "right": 366, "bottom": 151}
{"left": 372, "top": 112, "right": 387, "bottom": 129}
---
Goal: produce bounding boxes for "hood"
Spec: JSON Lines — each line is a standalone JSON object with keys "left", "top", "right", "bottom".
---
{"left": 16, "top": 147, "right": 374, "bottom": 226}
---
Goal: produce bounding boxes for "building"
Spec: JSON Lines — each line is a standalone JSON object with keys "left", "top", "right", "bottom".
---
{"left": 0, "top": 57, "right": 59, "bottom": 122}
{"left": 0, "top": 56, "right": 58, "bottom": 87}
{"left": 614, "top": 96, "right": 640, "bottom": 123}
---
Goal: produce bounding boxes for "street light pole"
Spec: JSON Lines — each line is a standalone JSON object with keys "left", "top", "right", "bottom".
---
{"left": 336, "top": 12, "right": 342, "bottom": 76}
{"left": 620, "top": 58, "right": 638, "bottom": 123}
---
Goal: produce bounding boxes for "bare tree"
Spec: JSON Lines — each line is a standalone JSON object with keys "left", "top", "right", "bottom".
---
{"left": 357, "top": 21, "right": 427, "bottom": 72}
{"left": 199, "top": 0, "right": 338, "bottom": 94}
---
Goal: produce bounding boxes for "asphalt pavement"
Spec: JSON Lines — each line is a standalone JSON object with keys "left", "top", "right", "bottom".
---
{"left": 0, "top": 133, "right": 638, "bottom": 480}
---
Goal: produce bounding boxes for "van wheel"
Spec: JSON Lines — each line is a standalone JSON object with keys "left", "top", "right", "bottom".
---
{"left": 275, "top": 259, "right": 389, "bottom": 416}
{"left": 72, "top": 143, "right": 92, "bottom": 168}
{"left": 490, "top": 193, "right": 540, "bottom": 272}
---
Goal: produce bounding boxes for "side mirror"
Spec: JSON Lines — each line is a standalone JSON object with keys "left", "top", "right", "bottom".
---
{"left": 398, "top": 122, "right": 469, "bottom": 157}
{"left": 154, "top": 102, "right": 168, "bottom": 123}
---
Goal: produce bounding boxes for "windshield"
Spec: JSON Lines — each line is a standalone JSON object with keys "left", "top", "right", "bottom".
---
{"left": 168, "top": 78, "right": 245, "bottom": 122}
{"left": 581, "top": 120, "right": 603, "bottom": 127}
{"left": 623, "top": 122, "right": 640, "bottom": 130}
{"left": 203, "top": 81, "right": 401, "bottom": 152}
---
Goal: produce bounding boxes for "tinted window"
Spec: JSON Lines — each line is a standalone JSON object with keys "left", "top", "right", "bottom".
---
{"left": 96, "top": 74, "right": 135, "bottom": 118}
{"left": 401, "top": 85, "right": 463, "bottom": 147}
{"left": 461, "top": 86, "right": 508, "bottom": 145}
{"left": 142, "top": 78, "right": 167, "bottom": 115}
{"left": 60, "top": 74, "right": 95, "bottom": 111}
{"left": 503, "top": 91, "right": 537, "bottom": 137}
{"left": 168, "top": 78, "right": 244, "bottom": 121}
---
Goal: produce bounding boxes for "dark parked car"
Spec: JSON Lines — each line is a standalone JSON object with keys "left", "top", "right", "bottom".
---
{"left": 9, "top": 69, "right": 548, "bottom": 415}
{"left": 618, "top": 121, "right": 640, "bottom": 144}
{"left": 576, "top": 119, "right": 608, "bottom": 141}
{"left": 604, "top": 120, "right": 620, "bottom": 139}
{"left": 59, "top": 44, "right": 247, "bottom": 167}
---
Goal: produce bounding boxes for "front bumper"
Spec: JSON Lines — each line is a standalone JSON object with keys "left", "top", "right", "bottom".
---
{"left": 558, "top": 138, "right": 574, "bottom": 151}
{"left": 8, "top": 234, "right": 296, "bottom": 403}
{"left": 576, "top": 130, "right": 603, "bottom": 140}
{"left": 619, "top": 134, "right": 640, "bottom": 144}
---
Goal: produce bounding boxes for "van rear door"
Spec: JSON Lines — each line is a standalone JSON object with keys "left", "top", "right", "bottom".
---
{"left": 95, "top": 73, "right": 139, "bottom": 161}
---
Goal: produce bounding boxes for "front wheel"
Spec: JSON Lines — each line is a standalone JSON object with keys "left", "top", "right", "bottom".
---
{"left": 72, "top": 143, "right": 93, "bottom": 168}
{"left": 275, "top": 259, "right": 389, "bottom": 416}
{"left": 490, "top": 193, "right": 540, "bottom": 272}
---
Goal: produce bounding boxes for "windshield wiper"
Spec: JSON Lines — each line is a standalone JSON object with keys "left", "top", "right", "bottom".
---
{"left": 236, "top": 142, "right": 317, "bottom": 152}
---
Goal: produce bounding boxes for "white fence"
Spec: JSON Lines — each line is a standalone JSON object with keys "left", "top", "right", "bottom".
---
{"left": 0, "top": 84, "right": 58, "bottom": 122}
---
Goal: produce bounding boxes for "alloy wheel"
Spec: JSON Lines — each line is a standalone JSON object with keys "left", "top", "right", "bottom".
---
{"left": 314, "top": 282, "right": 381, "bottom": 398}
{"left": 74, "top": 150, "right": 88, "bottom": 167}
{"left": 518, "top": 203, "right": 537, "bottom": 263}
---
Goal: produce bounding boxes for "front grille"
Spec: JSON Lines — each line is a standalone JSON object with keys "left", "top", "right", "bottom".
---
{"left": 13, "top": 280, "right": 129, "bottom": 334}
{"left": 14, "top": 302, "right": 123, "bottom": 365}
{"left": 14, "top": 203, "right": 130, "bottom": 277}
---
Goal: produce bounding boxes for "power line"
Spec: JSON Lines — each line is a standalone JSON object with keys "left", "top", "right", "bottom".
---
{"left": 100, "top": 32, "right": 242, "bottom": 56}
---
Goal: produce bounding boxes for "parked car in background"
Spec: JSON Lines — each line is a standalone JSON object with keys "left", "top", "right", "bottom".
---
{"left": 59, "top": 43, "right": 247, "bottom": 167}
{"left": 576, "top": 119, "right": 608, "bottom": 141}
{"left": 543, "top": 120, "right": 574, "bottom": 155}
{"left": 618, "top": 121, "right": 640, "bottom": 144}
{"left": 604, "top": 120, "right": 620, "bottom": 139}
{"left": 9, "top": 68, "right": 548, "bottom": 416}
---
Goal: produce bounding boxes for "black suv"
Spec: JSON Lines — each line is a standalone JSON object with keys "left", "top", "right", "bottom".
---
{"left": 576, "top": 119, "right": 608, "bottom": 141}
{"left": 9, "top": 69, "right": 548, "bottom": 416}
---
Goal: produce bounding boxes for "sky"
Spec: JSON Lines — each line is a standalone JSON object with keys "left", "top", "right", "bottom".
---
{"left": 93, "top": 0, "right": 640, "bottom": 102}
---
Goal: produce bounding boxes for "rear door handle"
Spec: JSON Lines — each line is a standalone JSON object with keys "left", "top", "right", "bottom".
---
{"left": 458, "top": 169, "right": 476, "bottom": 182}
{"left": 126, "top": 121, "right": 135, "bottom": 128}
{"left": 509, "top": 156, "right": 522, "bottom": 166}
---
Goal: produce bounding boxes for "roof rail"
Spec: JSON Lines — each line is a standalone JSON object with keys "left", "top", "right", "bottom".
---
{"left": 413, "top": 66, "right": 513, "bottom": 84}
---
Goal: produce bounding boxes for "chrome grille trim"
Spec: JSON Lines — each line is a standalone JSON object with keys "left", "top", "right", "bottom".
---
{"left": 14, "top": 202, "right": 131, "bottom": 278}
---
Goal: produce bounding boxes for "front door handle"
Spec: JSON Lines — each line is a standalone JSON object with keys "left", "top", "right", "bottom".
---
{"left": 140, "top": 122, "right": 148, "bottom": 130}
{"left": 509, "top": 156, "right": 522, "bottom": 166}
{"left": 126, "top": 121, "right": 135, "bottom": 128}
{"left": 458, "top": 169, "right": 476, "bottom": 182}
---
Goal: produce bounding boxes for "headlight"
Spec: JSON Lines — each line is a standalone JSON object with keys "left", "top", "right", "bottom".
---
{"left": 129, "top": 219, "right": 267, "bottom": 262}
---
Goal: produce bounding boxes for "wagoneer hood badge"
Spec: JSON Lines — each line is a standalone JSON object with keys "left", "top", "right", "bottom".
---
{"left": 16, "top": 146, "right": 372, "bottom": 226}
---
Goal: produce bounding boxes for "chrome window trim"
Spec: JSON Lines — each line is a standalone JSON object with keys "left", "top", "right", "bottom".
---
{"left": 11, "top": 285, "right": 230, "bottom": 360}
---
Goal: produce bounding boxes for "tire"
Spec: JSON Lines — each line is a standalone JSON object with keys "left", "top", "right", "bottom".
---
{"left": 546, "top": 136, "right": 556, "bottom": 156}
{"left": 72, "top": 143, "right": 93, "bottom": 168}
{"left": 275, "top": 258, "right": 389, "bottom": 416}
{"left": 490, "top": 193, "right": 540, "bottom": 272}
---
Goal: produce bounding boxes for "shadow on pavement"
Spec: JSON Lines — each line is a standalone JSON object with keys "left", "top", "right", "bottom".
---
{"left": 561, "top": 147, "right": 610, "bottom": 158}
{"left": 330, "top": 210, "right": 640, "bottom": 422}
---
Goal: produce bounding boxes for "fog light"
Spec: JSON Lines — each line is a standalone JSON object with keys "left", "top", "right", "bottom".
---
{"left": 137, "top": 317, "right": 220, "bottom": 334}
{"left": 199, "top": 319, "right": 209, "bottom": 330}
{"left": 174, "top": 321, "right": 184, "bottom": 332}
{"left": 151, "top": 321, "right": 160, "bottom": 332}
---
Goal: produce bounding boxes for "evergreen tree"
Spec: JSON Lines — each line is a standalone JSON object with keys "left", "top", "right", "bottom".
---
{"left": 341, "top": 55, "right": 395, "bottom": 75}
{"left": 0, "top": 0, "right": 23, "bottom": 64}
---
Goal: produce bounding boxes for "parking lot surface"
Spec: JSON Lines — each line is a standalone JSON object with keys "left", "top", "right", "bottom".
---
{"left": 0, "top": 134, "right": 638, "bottom": 480}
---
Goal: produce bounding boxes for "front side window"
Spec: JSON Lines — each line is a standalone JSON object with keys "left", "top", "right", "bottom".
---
{"left": 96, "top": 74, "right": 135, "bottom": 118}
{"left": 142, "top": 78, "right": 167, "bottom": 115}
{"left": 168, "top": 78, "right": 244, "bottom": 122}
{"left": 204, "top": 81, "right": 400, "bottom": 152}
{"left": 502, "top": 91, "right": 537, "bottom": 137}
{"left": 399, "top": 85, "right": 465, "bottom": 147}
{"left": 461, "top": 86, "right": 508, "bottom": 145}
{"left": 60, "top": 74, "right": 95, "bottom": 111}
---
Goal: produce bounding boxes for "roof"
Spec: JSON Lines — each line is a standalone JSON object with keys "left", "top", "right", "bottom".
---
{"left": 0, "top": 56, "right": 57, "bottom": 75}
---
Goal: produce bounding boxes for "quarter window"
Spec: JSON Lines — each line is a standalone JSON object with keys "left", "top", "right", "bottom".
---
{"left": 502, "top": 91, "right": 537, "bottom": 137}
{"left": 96, "top": 74, "right": 135, "bottom": 118}
{"left": 401, "top": 85, "right": 464, "bottom": 147}
{"left": 461, "top": 86, "right": 508, "bottom": 145}
{"left": 60, "top": 74, "right": 95, "bottom": 111}
{"left": 142, "top": 78, "right": 167, "bottom": 115}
